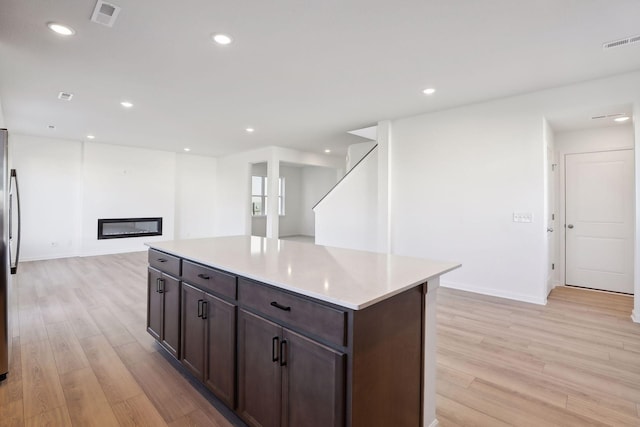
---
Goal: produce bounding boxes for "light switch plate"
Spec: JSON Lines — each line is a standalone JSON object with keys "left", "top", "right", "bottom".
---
{"left": 513, "top": 212, "right": 533, "bottom": 223}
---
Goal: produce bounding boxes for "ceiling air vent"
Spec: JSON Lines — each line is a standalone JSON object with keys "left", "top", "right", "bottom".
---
{"left": 90, "top": 0, "right": 121, "bottom": 27}
{"left": 58, "top": 91, "right": 73, "bottom": 101}
{"left": 603, "top": 35, "right": 640, "bottom": 50}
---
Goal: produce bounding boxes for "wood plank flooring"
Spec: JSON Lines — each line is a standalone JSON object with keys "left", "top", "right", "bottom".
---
{"left": 1, "top": 252, "right": 639, "bottom": 426}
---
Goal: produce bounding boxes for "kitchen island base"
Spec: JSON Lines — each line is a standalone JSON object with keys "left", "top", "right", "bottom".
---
{"left": 146, "top": 237, "right": 459, "bottom": 427}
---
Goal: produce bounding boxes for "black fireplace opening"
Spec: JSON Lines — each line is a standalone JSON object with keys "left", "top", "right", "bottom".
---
{"left": 98, "top": 217, "right": 163, "bottom": 240}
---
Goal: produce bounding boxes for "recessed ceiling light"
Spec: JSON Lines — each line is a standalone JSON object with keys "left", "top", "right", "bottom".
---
{"left": 47, "top": 22, "right": 76, "bottom": 36}
{"left": 120, "top": 101, "right": 133, "bottom": 108}
{"left": 86, "top": 134, "right": 95, "bottom": 139}
{"left": 324, "top": 149, "right": 331, "bottom": 153}
{"left": 422, "top": 88, "right": 436, "bottom": 95}
{"left": 614, "top": 116, "right": 630, "bottom": 122}
{"left": 184, "top": 148, "right": 191, "bottom": 152}
{"left": 245, "top": 128, "right": 255, "bottom": 133}
{"left": 212, "top": 34, "right": 233, "bottom": 45}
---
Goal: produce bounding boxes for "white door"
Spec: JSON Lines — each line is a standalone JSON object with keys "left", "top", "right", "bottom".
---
{"left": 565, "top": 150, "right": 634, "bottom": 294}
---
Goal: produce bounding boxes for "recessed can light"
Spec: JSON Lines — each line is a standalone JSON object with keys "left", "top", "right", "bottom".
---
{"left": 212, "top": 34, "right": 233, "bottom": 45}
{"left": 47, "top": 22, "right": 76, "bottom": 36}
{"left": 245, "top": 128, "right": 255, "bottom": 133}
{"left": 184, "top": 148, "right": 191, "bottom": 152}
{"left": 614, "top": 116, "right": 630, "bottom": 122}
{"left": 120, "top": 101, "right": 133, "bottom": 108}
{"left": 86, "top": 134, "right": 95, "bottom": 139}
{"left": 422, "top": 88, "right": 436, "bottom": 95}
{"left": 324, "top": 149, "right": 331, "bottom": 153}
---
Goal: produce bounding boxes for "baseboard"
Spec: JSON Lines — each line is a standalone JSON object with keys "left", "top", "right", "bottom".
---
{"left": 632, "top": 309, "right": 640, "bottom": 324}
{"left": 21, "top": 248, "right": 147, "bottom": 262}
{"left": 427, "top": 419, "right": 439, "bottom": 427}
{"left": 441, "top": 280, "right": 547, "bottom": 305}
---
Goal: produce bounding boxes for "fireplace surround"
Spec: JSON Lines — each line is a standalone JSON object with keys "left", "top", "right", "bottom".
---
{"left": 97, "top": 217, "right": 162, "bottom": 239}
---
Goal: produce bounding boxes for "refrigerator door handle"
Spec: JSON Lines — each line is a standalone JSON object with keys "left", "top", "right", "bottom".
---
{"left": 9, "top": 169, "right": 20, "bottom": 275}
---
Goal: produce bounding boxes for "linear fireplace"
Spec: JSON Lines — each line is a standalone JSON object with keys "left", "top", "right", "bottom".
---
{"left": 97, "top": 217, "right": 163, "bottom": 240}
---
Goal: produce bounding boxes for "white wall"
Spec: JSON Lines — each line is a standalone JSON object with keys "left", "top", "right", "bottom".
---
{"left": 10, "top": 135, "right": 83, "bottom": 260}
{"left": 11, "top": 135, "right": 219, "bottom": 260}
{"left": 215, "top": 146, "right": 343, "bottom": 238}
{"left": 300, "top": 166, "right": 338, "bottom": 236}
{"left": 315, "top": 148, "right": 379, "bottom": 251}
{"left": 555, "top": 125, "right": 634, "bottom": 153}
{"left": 347, "top": 141, "right": 377, "bottom": 171}
{"left": 278, "top": 165, "right": 302, "bottom": 237}
{"left": 175, "top": 153, "right": 217, "bottom": 239}
{"left": 81, "top": 143, "right": 176, "bottom": 255}
{"left": 554, "top": 124, "right": 635, "bottom": 291}
{"left": 392, "top": 103, "right": 547, "bottom": 304}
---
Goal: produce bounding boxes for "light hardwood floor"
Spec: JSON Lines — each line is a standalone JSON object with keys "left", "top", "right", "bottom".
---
{"left": 1, "top": 252, "right": 639, "bottom": 426}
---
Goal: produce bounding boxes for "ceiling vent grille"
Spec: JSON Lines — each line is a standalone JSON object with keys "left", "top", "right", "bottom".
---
{"left": 603, "top": 35, "right": 640, "bottom": 50}
{"left": 91, "top": 0, "right": 121, "bottom": 27}
{"left": 58, "top": 92, "right": 73, "bottom": 101}
{"left": 592, "top": 113, "right": 625, "bottom": 120}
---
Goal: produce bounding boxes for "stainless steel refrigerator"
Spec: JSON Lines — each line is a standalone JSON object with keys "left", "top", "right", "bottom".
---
{"left": 0, "top": 128, "right": 21, "bottom": 381}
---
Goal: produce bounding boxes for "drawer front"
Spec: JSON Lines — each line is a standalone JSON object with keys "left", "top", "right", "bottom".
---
{"left": 238, "top": 278, "right": 347, "bottom": 346}
{"left": 183, "top": 260, "right": 237, "bottom": 300}
{"left": 148, "top": 249, "right": 181, "bottom": 277}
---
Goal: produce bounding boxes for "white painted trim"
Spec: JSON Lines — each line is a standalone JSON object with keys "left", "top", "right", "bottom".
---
{"left": 441, "top": 280, "right": 547, "bottom": 305}
{"left": 426, "top": 419, "right": 439, "bottom": 427}
{"left": 632, "top": 309, "right": 640, "bottom": 323}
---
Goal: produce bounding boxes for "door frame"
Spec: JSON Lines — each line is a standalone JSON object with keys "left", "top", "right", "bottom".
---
{"left": 557, "top": 148, "right": 635, "bottom": 293}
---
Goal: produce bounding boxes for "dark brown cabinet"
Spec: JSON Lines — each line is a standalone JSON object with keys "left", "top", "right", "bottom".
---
{"left": 181, "top": 282, "right": 236, "bottom": 408}
{"left": 147, "top": 267, "right": 180, "bottom": 359}
{"left": 237, "top": 309, "right": 345, "bottom": 427}
{"left": 147, "top": 248, "right": 427, "bottom": 427}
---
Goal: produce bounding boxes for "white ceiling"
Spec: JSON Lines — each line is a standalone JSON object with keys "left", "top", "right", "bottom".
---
{"left": 1, "top": 0, "right": 639, "bottom": 157}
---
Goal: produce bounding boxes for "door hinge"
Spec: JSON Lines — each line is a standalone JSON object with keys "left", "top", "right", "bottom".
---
{"left": 552, "top": 213, "right": 555, "bottom": 220}
{"left": 552, "top": 263, "right": 555, "bottom": 270}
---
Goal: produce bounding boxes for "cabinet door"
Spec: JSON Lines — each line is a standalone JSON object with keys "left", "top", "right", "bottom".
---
{"left": 204, "top": 293, "right": 236, "bottom": 408}
{"left": 161, "top": 274, "right": 181, "bottom": 359}
{"left": 146, "top": 267, "right": 162, "bottom": 341}
{"left": 237, "top": 310, "right": 282, "bottom": 427}
{"left": 181, "top": 283, "right": 205, "bottom": 380}
{"left": 282, "top": 329, "right": 346, "bottom": 427}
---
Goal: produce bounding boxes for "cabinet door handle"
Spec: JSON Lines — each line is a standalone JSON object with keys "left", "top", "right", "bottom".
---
{"left": 272, "top": 336, "right": 279, "bottom": 362}
{"left": 279, "top": 339, "right": 287, "bottom": 367}
{"left": 202, "top": 301, "right": 208, "bottom": 320}
{"left": 270, "top": 301, "right": 291, "bottom": 311}
{"left": 156, "top": 278, "right": 161, "bottom": 293}
{"left": 157, "top": 258, "right": 167, "bottom": 263}
{"left": 157, "top": 278, "right": 164, "bottom": 294}
{"left": 197, "top": 299, "right": 203, "bottom": 318}
{"left": 197, "top": 273, "right": 210, "bottom": 280}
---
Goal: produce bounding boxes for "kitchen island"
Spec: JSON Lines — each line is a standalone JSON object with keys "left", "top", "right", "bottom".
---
{"left": 146, "top": 236, "right": 460, "bottom": 427}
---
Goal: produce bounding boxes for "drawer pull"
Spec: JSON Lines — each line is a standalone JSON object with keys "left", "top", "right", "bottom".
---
{"left": 197, "top": 273, "right": 210, "bottom": 280}
{"left": 202, "top": 301, "right": 208, "bottom": 320}
{"left": 272, "top": 336, "right": 279, "bottom": 362}
{"left": 197, "top": 299, "right": 204, "bottom": 318}
{"left": 270, "top": 301, "right": 291, "bottom": 312}
{"left": 157, "top": 258, "right": 167, "bottom": 263}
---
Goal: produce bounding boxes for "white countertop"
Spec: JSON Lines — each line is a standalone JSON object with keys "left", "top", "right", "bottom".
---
{"left": 147, "top": 236, "right": 460, "bottom": 310}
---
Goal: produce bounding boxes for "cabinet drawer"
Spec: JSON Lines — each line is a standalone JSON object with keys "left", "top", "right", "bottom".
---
{"left": 183, "top": 260, "right": 237, "bottom": 300}
{"left": 148, "top": 249, "right": 181, "bottom": 277}
{"left": 238, "top": 278, "right": 347, "bottom": 346}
